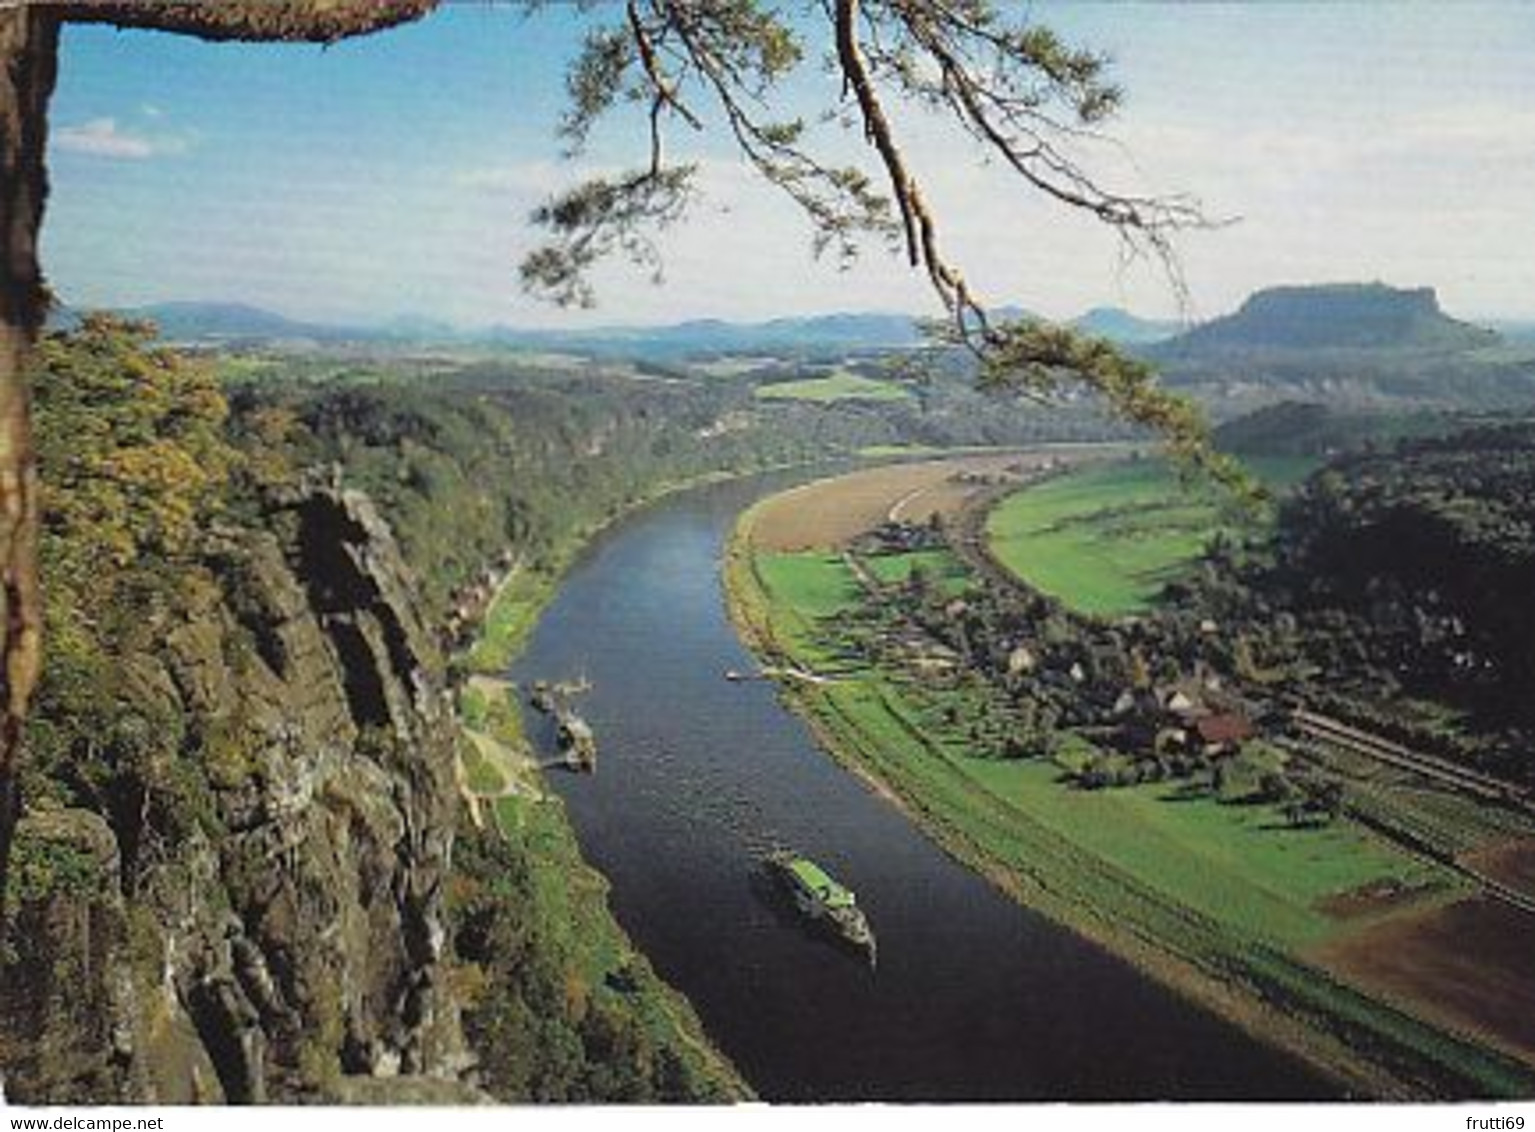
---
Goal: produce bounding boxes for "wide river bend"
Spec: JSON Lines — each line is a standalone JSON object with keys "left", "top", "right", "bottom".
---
{"left": 511, "top": 472, "right": 1333, "bottom": 1101}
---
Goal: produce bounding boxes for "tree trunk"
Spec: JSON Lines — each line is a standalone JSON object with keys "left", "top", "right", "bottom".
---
{"left": 55, "top": 1, "right": 439, "bottom": 43}
{"left": 0, "top": 5, "right": 58, "bottom": 923}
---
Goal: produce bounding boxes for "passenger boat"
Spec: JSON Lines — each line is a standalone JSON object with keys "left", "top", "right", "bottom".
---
{"left": 768, "top": 850, "right": 876, "bottom": 963}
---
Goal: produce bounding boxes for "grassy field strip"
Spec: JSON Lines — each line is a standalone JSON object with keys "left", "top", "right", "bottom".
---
{"left": 724, "top": 505, "right": 1534, "bottom": 1097}
{"left": 754, "top": 372, "right": 911, "bottom": 403}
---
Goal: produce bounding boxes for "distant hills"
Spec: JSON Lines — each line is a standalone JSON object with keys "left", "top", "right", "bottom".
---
{"left": 112, "top": 301, "right": 357, "bottom": 343}
{"left": 81, "top": 300, "right": 1190, "bottom": 355}
{"left": 64, "top": 287, "right": 1535, "bottom": 414}
{"left": 1071, "top": 306, "right": 1179, "bottom": 344}
{"left": 1153, "top": 283, "right": 1498, "bottom": 356}
{"left": 108, "top": 286, "right": 1507, "bottom": 360}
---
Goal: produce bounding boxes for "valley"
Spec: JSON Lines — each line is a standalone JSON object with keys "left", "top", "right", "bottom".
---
{"left": 8, "top": 282, "right": 1535, "bottom": 1104}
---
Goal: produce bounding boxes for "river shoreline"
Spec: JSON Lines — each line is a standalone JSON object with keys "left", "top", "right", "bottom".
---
{"left": 449, "top": 468, "right": 793, "bottom": 1100}
{"left": 720, "top": 479, "right": 1532, "bottom": 1100}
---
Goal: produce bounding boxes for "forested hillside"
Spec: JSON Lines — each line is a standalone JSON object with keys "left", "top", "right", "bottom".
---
{"left": 223, "top": 351, "right": 1131, "bottom": 625}
{"left": 1183, "top": 421, "right": 1535, "bottom": 785}
{"left": 1278, "top": 425, "right": 1535, "bottom": 743}
{"left": 3, "top": 319, "right": 773, "bottom": 1102}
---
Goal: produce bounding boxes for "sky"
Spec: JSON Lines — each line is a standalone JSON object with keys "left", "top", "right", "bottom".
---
{"left": 41, "top": 1, "right": 1535, "bottom": 329}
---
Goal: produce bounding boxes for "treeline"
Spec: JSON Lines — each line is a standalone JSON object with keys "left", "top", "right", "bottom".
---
{"left": 226, "top": 352, "right": 1131, "bottom": 625}
{"left": 1212, "top": 400, "right": 1459, "bottom": 458}
{"left": 1186, "top": 421, "right": 1535, "bottom": 783}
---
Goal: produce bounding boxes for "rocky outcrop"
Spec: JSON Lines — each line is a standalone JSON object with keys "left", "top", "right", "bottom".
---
{"left": 1, "top": 478, "right": 479, "bottom": 1104}
{"left": 0, "top": 810, "right": 149, "bottom": 1102}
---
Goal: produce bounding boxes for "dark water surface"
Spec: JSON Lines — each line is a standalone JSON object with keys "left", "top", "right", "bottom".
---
{"left": 510, "top": 473, "right": 1334, "bottom": 1101}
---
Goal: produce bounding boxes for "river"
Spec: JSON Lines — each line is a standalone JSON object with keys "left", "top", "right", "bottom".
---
{"left": 510, "top": 472, "right": 1334, "bottom": 1101}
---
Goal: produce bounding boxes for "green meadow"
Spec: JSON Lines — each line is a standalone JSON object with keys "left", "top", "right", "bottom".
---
{"left": 985, "top": 457, "right": 1315, "bottom": 616}
{"left": 754, "top": 372, "right": 911, "bottom": 403}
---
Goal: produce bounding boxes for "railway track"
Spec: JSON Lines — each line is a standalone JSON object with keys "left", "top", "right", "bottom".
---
{"left": 1291, "top": 709, "right": 1535, "bottom": 915}
{"left": 1292, "top": 708, "right": 1532, "bottom": 810}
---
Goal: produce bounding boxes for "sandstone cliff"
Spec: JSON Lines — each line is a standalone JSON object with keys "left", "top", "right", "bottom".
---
{"left": 1, "top": 480, "right": 478, "bottom": 1104}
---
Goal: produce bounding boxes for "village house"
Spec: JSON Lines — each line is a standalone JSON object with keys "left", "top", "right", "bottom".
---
{"left": 1192, "top": 713, "right": 1256, "bottom": 756}
{"left": 868, "top": 519, "right": 944, "bottom": 554}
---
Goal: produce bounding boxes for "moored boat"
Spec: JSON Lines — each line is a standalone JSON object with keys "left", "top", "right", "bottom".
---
{"left": 557, "top": 710, "right": 597, "bottom": 771}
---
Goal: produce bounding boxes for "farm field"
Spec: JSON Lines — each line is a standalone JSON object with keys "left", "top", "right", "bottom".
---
{"left": 985, "top": 457, "right": 1316, "bottom": 616}
{"left": 1317, "top": 898, "right": 1535, "bottom": 1066}
{"left": 748, "top": 448, "right": 1114, "bottom": 552}
{"left": 1465, "top": 838, "right": 1535, "bottom": 898}
{"left": 753, "top": 371, "right": 911, "bottom": 403}
{"left": 862, "top": 548, "right": 970, "bottom": 595}
{"left": 726, "top": 486, "right": 1535, "bottom": 1097}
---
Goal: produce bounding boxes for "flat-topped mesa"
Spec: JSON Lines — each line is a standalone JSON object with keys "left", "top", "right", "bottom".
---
{"left": 1160, "top": 282, "right": 1499, "bottom": 354}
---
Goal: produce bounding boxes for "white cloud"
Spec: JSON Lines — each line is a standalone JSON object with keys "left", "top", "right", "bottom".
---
{"left": 55, "top": 117, "right": 185, "bottom": 160}
{"left": 452, "top": 161, "right": 571, "bottom": 197}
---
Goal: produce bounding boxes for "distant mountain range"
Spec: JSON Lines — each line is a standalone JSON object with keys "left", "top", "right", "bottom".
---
{"left": 75, "top": 300, "right": 1192, "bottom": 354}
{"left": 64, "top": 288, "right": 1531, "bottom": 411}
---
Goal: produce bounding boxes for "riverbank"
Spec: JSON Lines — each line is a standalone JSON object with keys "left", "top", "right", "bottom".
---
{"left": 722, "top": 477, "right": 1535, "bottom": 1100}
{"left": 450, "top": 471, "right": 771, "bottom": 1100}
{"left": 464, "top": 463, "right": 820, "bottom": 678}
